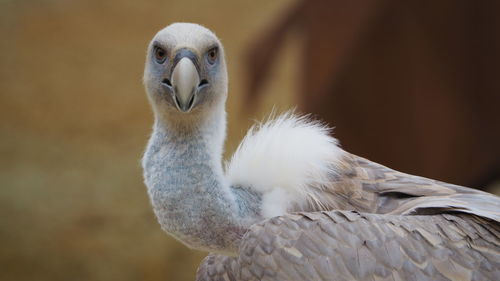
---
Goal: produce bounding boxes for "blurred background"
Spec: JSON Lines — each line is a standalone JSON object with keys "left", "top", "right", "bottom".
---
{"left": 0, "top": 0, "right": 498, "bottom": 280}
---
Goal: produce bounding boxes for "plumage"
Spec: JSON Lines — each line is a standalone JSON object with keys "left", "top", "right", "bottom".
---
{"left": 226, "top": 112, "right": 344, "bottom": 218}
{"left": 141, "top": 23, "right": 500, "bottom": 280}
{"left": 197, "top": 211, "right": 500, "bottom": 281}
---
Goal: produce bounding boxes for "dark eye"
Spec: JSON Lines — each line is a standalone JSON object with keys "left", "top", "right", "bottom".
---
{"left": 154, "top": 47, "right": 167, "bottom": 63}
{"left": 206, "top": 47, "right": 218, "bottom": 65}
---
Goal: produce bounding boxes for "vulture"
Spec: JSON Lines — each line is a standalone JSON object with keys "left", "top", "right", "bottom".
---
{"left": 141, "top": 23, "right": 500, "bottom": 281}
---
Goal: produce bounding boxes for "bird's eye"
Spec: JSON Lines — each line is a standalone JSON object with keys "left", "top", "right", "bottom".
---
{"left": 207, "top": 47, "right": 218, "bottom": 65}
{"left": 154, "top": 47, "right": 167, "bottom": 63}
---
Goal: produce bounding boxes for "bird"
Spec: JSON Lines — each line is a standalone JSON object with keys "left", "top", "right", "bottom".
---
{"left": 141, "top": 23, "right": 500, "bottom": 281}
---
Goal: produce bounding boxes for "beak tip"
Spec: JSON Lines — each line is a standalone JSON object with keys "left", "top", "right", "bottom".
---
{"left": 173, "top": 90, "right": 196, "bottom": 113}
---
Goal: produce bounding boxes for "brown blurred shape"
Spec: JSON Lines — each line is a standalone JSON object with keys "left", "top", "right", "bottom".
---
{"left": 246, "top": 0, "right": 500, "bottom": 189}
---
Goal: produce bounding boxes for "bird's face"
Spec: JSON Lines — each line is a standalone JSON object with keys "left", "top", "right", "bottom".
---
{"left": 144, "top": 23, "right": 228, "bottom": 117}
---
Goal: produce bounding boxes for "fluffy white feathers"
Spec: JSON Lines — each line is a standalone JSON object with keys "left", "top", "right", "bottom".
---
{"left": 226, "top": 112, "right": 344, "bottom": 218}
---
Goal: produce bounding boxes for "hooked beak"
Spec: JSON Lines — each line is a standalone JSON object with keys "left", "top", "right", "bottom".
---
{"left": 171, "top": 57, "right": 199, "bottom": 112}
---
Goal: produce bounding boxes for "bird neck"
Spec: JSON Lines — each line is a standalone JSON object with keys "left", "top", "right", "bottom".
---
{"left": 142, "top": 107, "right": 251, "bottom": 254}
{"left": 152, "top": 108, "right": 227, "bottom": 177}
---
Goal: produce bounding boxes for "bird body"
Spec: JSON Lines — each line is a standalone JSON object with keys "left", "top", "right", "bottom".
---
{"left": 142, "top": 23, "right": 500, "bottom": 280}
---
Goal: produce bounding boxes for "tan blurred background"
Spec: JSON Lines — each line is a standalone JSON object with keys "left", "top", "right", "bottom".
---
{"left": 0, "top": 0, "right": 298, "bottom": 280}
{"left": 1, "top": 0, "right": 499, "bottom": 281}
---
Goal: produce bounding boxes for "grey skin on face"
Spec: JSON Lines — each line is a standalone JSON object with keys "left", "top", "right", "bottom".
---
{"left": 145, "top": 31, "right": 223, "bottom": 116}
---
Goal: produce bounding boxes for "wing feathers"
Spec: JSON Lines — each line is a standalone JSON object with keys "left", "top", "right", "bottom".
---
{"left": 339, "top": 153, "right": 500, "bottom": 222}
{"left": 197, "top": 211, "right": 500, "bottom": 281}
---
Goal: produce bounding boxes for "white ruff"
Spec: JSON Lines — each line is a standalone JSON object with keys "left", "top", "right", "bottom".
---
{"left": 226, "top": 112, "right": 344, "bottom": 218}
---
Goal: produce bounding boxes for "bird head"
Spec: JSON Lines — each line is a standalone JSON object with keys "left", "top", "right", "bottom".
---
{"left": 143, "top": 23, "right": 228, "bottom": 122}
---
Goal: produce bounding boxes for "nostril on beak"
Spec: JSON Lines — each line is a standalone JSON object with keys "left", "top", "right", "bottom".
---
{"left": 162, "top": 79, "right": 172, "bottom": 87}
{"left": 198, "top": 79, "right": 209, "bottom": 88}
